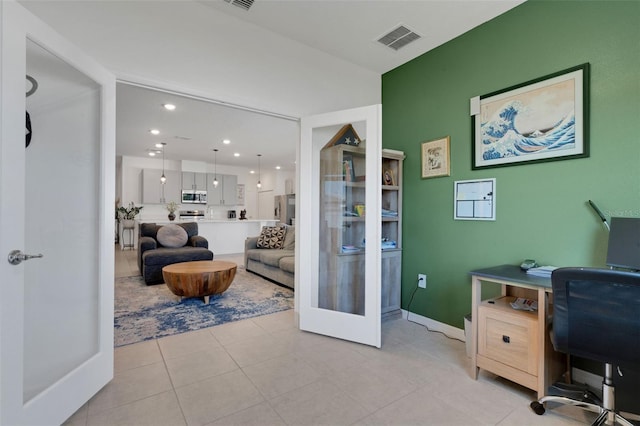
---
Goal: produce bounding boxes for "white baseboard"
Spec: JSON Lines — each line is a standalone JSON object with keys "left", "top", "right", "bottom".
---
{"left": 401, "top": 309, "right": 465, "bottom": 341}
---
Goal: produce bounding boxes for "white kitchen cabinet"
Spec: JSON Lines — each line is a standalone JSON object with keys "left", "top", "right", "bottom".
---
{"left": 141, "top": 169, "right": 181, "bottom": 204}
{"left": 207, "top": 173, "right": 237, "bottom": 205}
{"left": 181, "top": 171, "right": 207, "bottom": 190}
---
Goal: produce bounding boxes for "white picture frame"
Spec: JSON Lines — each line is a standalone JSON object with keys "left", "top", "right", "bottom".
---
{"left": 454, "top": 178, "right": 496, "bottom": 221}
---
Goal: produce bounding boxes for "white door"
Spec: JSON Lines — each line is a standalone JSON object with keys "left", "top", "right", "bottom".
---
{"left": 0, "top": 2, "right": 115, "bottom": 424}
{"left": 298, "top": 105, "right": 382, "bottom": 347}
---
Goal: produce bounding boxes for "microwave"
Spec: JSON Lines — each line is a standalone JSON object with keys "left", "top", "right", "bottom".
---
{"left": 182, "top": 190, "right": 207, "bottom": 204}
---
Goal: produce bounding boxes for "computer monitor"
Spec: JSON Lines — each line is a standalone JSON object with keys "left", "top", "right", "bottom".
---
{"left": 606, "top": 217, "right": 640, "bottom": 271}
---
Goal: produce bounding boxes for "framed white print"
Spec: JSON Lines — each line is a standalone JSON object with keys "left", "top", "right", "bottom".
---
{"left": 472, "top": 63, "right": 589, "bottom": 170}
{"left": 454, "top": 178, "right": 496, "bottom": 221}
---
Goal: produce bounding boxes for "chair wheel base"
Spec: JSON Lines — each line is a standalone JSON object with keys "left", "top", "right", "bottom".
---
{"left": 530, "top": 401, "right": 545, "bottom": 415}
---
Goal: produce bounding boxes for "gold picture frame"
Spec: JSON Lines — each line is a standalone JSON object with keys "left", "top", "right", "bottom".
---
{"left": 421, "top": 136, "right": 451, "bottom": 179}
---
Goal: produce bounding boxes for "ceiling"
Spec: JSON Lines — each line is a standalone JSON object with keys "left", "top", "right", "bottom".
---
{"left": 116, "top": 83, "right": 300, "bottom": 171}
{"left": 115, "top": 0, "right": 525, "bottom": 171}
{"left": 198, "top": 0, "right": 525, "bottom": 75}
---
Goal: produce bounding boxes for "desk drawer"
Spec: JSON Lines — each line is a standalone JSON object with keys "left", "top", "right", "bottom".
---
{"left": 478, "top": 304, "right": 538, "bottom": 375}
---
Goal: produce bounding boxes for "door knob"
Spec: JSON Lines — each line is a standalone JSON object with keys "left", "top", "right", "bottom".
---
{"left": 7, "top": 250, "right": 43, "bottom": 265}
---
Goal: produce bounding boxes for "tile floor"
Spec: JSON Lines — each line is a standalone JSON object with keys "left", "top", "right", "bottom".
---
{"left": 65, "top": 246, "right": 593, "bottom": 425}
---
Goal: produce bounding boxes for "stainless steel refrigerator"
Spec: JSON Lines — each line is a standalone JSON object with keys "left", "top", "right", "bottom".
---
{"left": 274, "top": 194, "right": 295, "bottom": 225}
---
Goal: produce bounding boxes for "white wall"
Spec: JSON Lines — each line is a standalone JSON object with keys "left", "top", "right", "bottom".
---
{"left": 20, "top": 1, "right": 380, "bottom": 118}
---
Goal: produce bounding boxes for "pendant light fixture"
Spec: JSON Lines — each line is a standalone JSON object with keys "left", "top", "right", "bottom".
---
{"left": 256, "top": 154, "right": 262, "bottom": 189}
{"left": 212, "top": 148, "right": 219, "bottom": 188}
{"left": 160, "top": 142, "right": 167, "bottom": 184}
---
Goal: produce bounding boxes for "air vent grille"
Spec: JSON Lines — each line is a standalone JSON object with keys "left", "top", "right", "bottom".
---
{"left": 223, "top": 0, "right": 254, "bottom": 11}
{"left": 377, "top": 25, "right": 421, "bottom": 51}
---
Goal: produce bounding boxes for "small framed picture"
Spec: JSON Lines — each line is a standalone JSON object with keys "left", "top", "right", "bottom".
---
{"left": 422, "top": 136, "right": 450, "bottom": 179}
{"left": 382, "top": 169, "right": 395, "bottom": 186}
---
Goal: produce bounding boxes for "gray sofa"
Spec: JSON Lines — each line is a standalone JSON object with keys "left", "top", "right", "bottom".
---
{"left": 138, "top": 222, "right": 213, "bottom": 285}
{"left": 244, "top": 225, "right": 294, "bottom": 289}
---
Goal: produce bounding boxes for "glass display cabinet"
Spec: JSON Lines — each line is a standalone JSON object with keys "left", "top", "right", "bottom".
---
{"left": 299, "top": 105, "right": 403, "bottom": 347}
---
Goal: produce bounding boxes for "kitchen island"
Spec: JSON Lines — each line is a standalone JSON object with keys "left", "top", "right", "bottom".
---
{"left": 130, "top": 218, "right": 277, "bottom": 255}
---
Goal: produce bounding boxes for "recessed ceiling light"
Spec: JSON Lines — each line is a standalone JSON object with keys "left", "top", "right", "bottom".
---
{"left": 155, "top": 143, "right": 163, "bottom": 148}
{"left": 275, "top": 166, "right": 281, "bottom": 170}
{"left": 234, "top": 153, "right": 240, "bottom": 157}
{"left": 148, "top": 152, "right": 156, "bottom": 157}
{"left": 150, "top": 129, "right": 160, "bottom": 135}
{"left": 223, "top": 139, "right": 231, "bottom": 144}
{"left": 163, "top": 103, "right": 176, "bottom": 111}
{"left": 250, "top": 170, "right": 255, "bottom": 174}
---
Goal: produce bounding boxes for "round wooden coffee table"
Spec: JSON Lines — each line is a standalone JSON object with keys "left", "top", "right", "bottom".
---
{"left": 162, "top": 260, "right": 237, "bottom": 304}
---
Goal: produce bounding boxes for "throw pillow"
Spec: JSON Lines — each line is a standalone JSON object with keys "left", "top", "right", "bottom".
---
{"left": 156, "top": 224, "right": 188, "bottom": 248}
{"left": 256, "top": 225, "right": 286, "bottom": 249}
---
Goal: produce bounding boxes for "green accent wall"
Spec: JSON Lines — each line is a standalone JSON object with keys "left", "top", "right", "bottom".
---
{"left": 382, "top": 0, "right": 640, "bottom": 329}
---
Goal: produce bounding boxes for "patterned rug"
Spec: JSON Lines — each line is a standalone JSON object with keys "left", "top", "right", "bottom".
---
{"left": 114, "top": 267, "right": 294, "bottom": 346}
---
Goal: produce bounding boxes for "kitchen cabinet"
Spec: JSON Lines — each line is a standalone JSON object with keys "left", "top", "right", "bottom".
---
{"left": 141, "top": 169, "right": 181, "bottom": 204}
{"left": 181, "top": 172, "right": 207, "bottom": 190}
{"left": 207, "top": 173, "right": 237, "bottom": 205}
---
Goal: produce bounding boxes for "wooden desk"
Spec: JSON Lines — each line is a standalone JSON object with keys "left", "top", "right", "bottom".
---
{"left": 469, "top": 265, "right": 564, "bottom": 398}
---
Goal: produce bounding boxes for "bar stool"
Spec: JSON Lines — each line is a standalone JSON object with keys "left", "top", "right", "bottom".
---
{"left": 121, "top": 220, "right": 135, "bottom": 251}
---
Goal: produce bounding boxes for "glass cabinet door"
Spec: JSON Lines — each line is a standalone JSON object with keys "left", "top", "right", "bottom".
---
{"left": 319, "top": 141, "right": 366, "bottom": 314}
{"left": 299, "top": 105, "right": 381, "bottom": 347}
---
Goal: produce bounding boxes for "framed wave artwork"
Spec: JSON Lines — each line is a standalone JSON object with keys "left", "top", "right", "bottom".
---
{"left": 471, "top": 63, "right": 589, "bottom": 170}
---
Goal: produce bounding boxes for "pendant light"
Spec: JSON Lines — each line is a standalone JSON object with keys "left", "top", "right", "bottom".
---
{"left": 256, "top": 154, "right": 262, "bottom": 189}
{"left": 212, "top": 148, "right": 219, "bottom": 188}
{"left": 160, "top": 142, "right": 167, "bottom": 184}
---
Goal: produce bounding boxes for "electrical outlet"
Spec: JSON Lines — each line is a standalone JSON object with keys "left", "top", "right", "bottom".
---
{"left": 418, "top": 273, "right": 427, "bottom": 289}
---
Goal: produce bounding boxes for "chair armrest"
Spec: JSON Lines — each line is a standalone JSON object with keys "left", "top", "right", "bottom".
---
{"left": 138, "top": 236, "right": 157, "bottom": 273}
{"left": 244, "top": 236, "right": 259, "bottom": 269}
{"left": 139, "top": 236, "right": 157, "bottom": 252}
{"left": 189, "top": 235, "right": 208, "bottom": 249}
{"left": 245, "top": 236, "right": 259, "bottom": 250}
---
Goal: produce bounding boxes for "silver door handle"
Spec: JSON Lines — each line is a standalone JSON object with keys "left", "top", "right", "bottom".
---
{"left": 7, "top": 250, "right": 43, "bottom": 265}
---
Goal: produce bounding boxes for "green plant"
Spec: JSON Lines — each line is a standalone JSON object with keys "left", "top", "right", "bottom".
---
{"left": 117, "top": 202, "right": 143, "bottom": 220}
{"left": 166, "top": 201, "right": 179, "bottom": 214}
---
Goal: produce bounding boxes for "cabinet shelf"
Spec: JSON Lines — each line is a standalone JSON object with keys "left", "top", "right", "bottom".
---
{"left": 318, "top": 140, "right": 404, "bottom": 317}
{"left": 343, "top": 216, "right": 365, "bottom": 222}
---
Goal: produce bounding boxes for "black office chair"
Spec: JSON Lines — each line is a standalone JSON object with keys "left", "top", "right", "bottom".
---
{"left": 530, "top": 267, "right": 640, "bottom": 425}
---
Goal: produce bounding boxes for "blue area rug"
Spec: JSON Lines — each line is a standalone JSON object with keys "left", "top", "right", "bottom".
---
{"left": 114, "top": 266, "right": 294, "bottom": 346}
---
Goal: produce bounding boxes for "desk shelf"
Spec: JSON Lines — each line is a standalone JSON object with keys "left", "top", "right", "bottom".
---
{"left": 470, "top": 266, "right": 565, "bottom": 398}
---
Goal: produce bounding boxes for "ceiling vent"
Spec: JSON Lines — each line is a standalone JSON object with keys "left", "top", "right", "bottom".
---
{"left": 377, "top": 25, "right": 421, "bottom": 51}
{"left": 223, "top": 0, "right": 254, "bottom": 11}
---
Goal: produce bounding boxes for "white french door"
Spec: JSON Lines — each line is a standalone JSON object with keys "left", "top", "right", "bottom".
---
{"left": 298, "top": 105, "right": 382, "bottom": 347}
{"left": 0, "top": 1, "right": 115, "bottom": 424}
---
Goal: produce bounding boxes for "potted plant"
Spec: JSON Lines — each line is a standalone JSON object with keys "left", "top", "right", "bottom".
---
{"left": 166, "top": 201, "right": 179, "bottom": 221}
{"left": 117, "top": 202, "right": 143, "bottom": 228}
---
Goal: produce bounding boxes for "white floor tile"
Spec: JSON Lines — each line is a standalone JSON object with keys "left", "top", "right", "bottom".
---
{"left": 269, "top": 379, "right": 370, "bottom": 426}
{"left": 87, "top": 391, "right": 186, "bottom": 426}
{"left": 65, "top": 247, "right": 591, "bottom": 425}
{"left": 87, "top": 362, "right": 173, "bottom": 416}
{"left": 175, "top": 369, "right": 264, "bottom": 426}
{"left": 242, "top": 353, "right": 321, "bottom": 400}
{"left": 164, "top": 346, "right": 239, "bottom": 388}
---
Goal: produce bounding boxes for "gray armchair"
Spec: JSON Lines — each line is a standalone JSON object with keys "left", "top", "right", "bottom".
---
{"left": 138, "top": 222, "right": 213, "bottom": 285}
